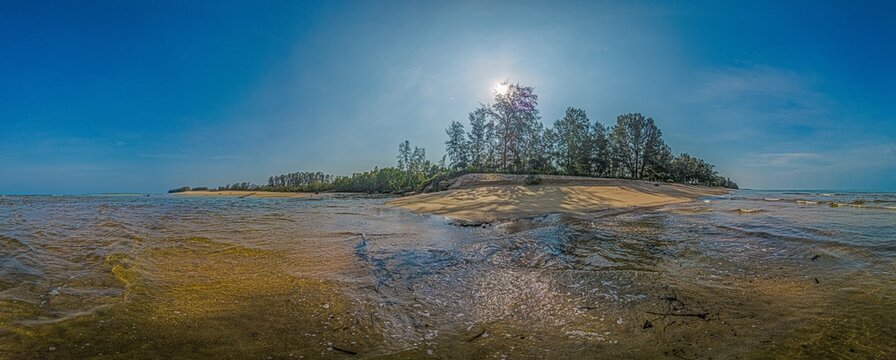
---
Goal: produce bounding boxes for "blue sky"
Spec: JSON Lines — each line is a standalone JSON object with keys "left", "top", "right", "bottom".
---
{"left": 1, "top": 1, "right": 894, "bottom": 194}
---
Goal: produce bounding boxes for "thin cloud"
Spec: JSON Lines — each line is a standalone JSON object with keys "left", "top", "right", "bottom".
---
{"left": 735, "top": 143, "right": 896, "bottom": 189}
{"left": 745, "top": 152, "right": 830, "bottom": 168}
{"left": 687, "top": 65, "right": 829, "bottom": 125}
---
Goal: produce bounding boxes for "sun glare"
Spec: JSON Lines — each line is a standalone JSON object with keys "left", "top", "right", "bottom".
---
{"left": 494, "top": 82, "right": 510, "bottom": 95}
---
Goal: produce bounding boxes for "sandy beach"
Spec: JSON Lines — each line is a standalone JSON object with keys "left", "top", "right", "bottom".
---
{"left": 386, "top": 173, "right": 729, "bottom": 222}
{"left": 172, "top": 190, "right": 315, "bottom": 198}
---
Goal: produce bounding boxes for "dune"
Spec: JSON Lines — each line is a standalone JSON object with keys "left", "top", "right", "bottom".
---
{"left": 173, "top": 190, "right": 314, "bottom": 198}
{"left": 386, "top": 173, "right": 729, "bottom": 222}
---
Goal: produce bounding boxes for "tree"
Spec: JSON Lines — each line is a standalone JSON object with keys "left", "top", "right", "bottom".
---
{"left": 445, "top": 120, "right": 469, "bottom": 169}
{"left": 610, "top": 113, "right": 668, "bottom": 179}
{"left": 670, "top": 153, "right": 717, "bottom": 184}
{"left": 590, "top": 121, "right": 611, "bottom": 177}
{"left": 484, "top": 113, "right": 498, "bottom": 169}
{"left": 524, "top": 120, "right": 555, "bottom": 173}
{"left": 398, "top": 140, "right": 411, "bottom": 174}
{"left": 646, "top": 143, "right": 674, "bottom": 181}
{"left": 489, "top": 81, "right": 540, "bottom": 172}
{"left": 553, "top": 107, "right": 592, "bottom": 175}
{"left": 216, "top": 80, "right": 739, "bottom": 195}
{"left": 467, "top": 106, "right": 490, "bottom": 169}
{"left": 411, "top": 146, "right": 427, "bottom": 176}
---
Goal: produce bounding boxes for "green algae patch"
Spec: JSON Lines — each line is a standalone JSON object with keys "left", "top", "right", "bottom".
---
{"left": 3, "top": 236, "right": 385, "bottom": 359}
{"left": 105, "top": 253, "right": 137, "bottom": 290}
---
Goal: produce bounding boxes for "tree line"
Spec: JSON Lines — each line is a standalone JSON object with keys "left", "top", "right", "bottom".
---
{"left": 172, "top": 143, "right": 443, "bottom": 194}
{"left": 443, "top": 81, "right": 737, "bottom": 188}
{"left": 170, "top": 80, "right": 736, "bottom": 194}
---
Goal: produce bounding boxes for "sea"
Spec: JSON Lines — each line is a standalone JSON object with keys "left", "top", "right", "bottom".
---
{"left": 1, "top": 190, "right": 894, "bottom": 358}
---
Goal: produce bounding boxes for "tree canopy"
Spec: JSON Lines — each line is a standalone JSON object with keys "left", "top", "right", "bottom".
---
{"left": 440, "top": 81, "right": 737, "bottom": 187}
{"left": 184, "top": 80, "right": 738, "bottom": 194}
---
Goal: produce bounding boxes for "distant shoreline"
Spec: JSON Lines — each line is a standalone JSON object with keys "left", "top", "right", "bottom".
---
{"left": 172, "top": 190, "right": 315, "bottom": 198}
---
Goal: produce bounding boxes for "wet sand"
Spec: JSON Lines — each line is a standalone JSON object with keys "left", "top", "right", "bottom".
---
{"left": 1, "top": 192, "right": 895, "bottom": 359}
{"left": 387, "top": 174, "right": 729, "bottom": 222}
{"left": 173, "top": 190, "right": 315, "bottom": 198}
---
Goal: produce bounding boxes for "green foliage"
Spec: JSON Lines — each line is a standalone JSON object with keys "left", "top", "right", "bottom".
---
{"left": 332, "top": 140, "right": 442, "bottom": 193}
{"left": 332, "top": 167, "right": 408, "bottom": 193}
{"left": 524, "top": 174, "right": 542, "bottom": 186}
{"left": 419, "top": 168, "right": 476, "bottom": 192}
{"left": 440, "top": 81, "right": 738, "bottom": 187}
{"left": 266, "top": 171, "right": 334, "bottom": 192}
{"left": 186, "top": 81, "right": 739, "bottom": 195}
{"left": 610, "top": 113, "right": 667, "bottom": 180}
{"left": 721, "top": 177, "right": 739, "bottom": 189}
{"left": 397, "top": 140, "right": 411, "bottom": 174}
{"left": 466, "top": 106, "right": 491, "bottom": 169}
{"left": 491, "top": 81, "right": 541, "bottom": 172}
{"left": 591, "top": 121, "right": 611, "bottom": 177}
{"left": 553, "top": 107, "right": 592, "bottom": 175}
{"left": 217, "top": 182, "right": 259, "bottom": 191}
{"left": 669, "top": 153, "right": 716, "bottom": 185}
{"left": 200, "top": 140, "right": 444, "bottom": 194}
{"left": 445, "top": 121, "right": 469, "bottom": 169}
{"left": 167, "top": 186, "right": 191, "bottom": 193}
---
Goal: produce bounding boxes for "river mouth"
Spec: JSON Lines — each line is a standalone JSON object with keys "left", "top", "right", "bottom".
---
{"left": 1, "top": 192, "right": 894, "bottom": 359}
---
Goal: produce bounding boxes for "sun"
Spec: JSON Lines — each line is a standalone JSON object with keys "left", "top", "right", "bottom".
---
{"left": 494, "top": 82, "right": 510, "bottom": 95}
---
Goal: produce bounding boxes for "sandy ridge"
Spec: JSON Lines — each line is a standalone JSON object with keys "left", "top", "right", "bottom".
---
{"left": 387, "top": 173, "right": 729, "bottom": 222}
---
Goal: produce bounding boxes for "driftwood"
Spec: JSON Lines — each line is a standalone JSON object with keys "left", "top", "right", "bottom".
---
{"left": 331, "top": 346, "right": 357, "bottom": 355}
{"left": 645, "top": 311, "right": 709, "bottom": 319}
{"left": 467, "top": 329, "right": 487, "bottom": 342}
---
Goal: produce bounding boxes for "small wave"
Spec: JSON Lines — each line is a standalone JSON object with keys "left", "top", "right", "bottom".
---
{"left": 716, "top": 224, "right": 838, "bottom": 248}
{"left": 763, "top": 198, "right": 781, "bottom": 201}
{"left": 825, "top": 202, "right": 896, "bottom": 211}
{"left": 105, "top": 253, "right": 137, "bottom": 295}
{"left": 867, "top": 205, "right": 896, "bottom": 211}
{"left": 735, "top": 208, "right": 764, "bottom": 214}
{"left": 796, "top": 200, "right": 819, "bottom": 205}
{"left": 0, "top": 235, "right": 32, "bottom": 252}
{"left": 0, "top": 256, "right": 43, "bottom": 277}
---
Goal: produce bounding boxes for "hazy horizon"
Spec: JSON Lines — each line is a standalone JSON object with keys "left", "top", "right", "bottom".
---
{"left": 2, "top": 1, "right": 894, "bottom": 194}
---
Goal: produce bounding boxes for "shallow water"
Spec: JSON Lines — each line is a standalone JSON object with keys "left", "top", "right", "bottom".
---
{"left": 1, "top": 191, "right": 894, "bottom": 359}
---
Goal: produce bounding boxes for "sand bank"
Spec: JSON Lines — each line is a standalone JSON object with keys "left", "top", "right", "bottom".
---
{"left": 386, "top": 173, "right": 729, "bottom": 222}
{"left": 173, "top": 190, "right": 315, "bottom": 198}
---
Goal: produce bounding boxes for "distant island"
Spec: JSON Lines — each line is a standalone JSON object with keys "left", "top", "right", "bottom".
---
{"left": 170, "top": 81, "right": 737, "bottom": 195}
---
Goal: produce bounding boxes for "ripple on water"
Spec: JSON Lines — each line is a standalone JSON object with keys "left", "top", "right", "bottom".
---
{"left": 0, "top": 193, "right": 894, "bottom": 358}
